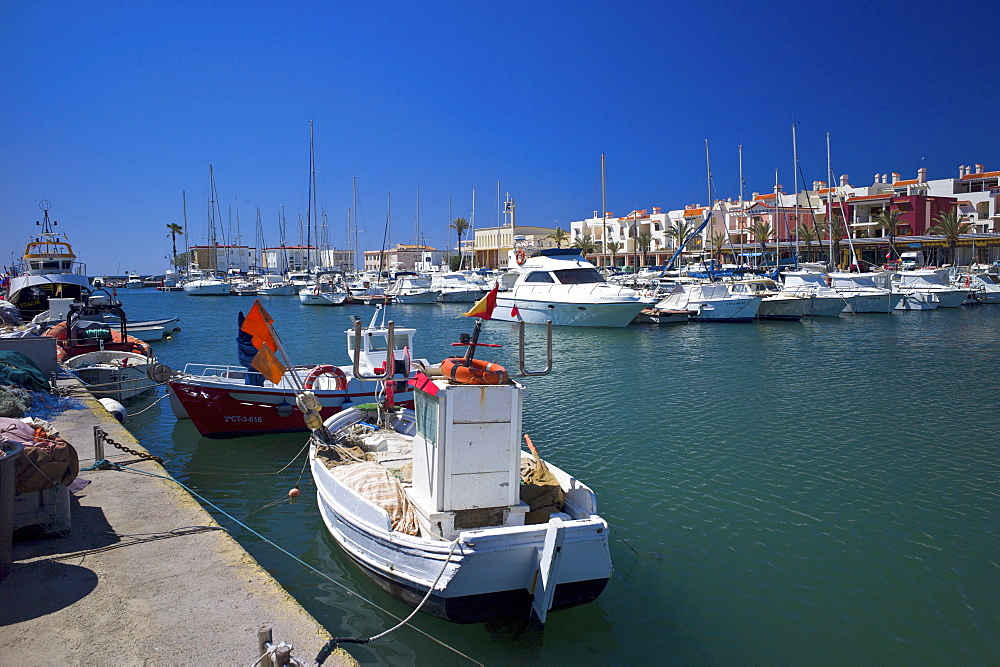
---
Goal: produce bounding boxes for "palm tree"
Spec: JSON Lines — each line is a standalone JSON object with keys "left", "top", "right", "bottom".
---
{"left": 709, "top": 230, "right": 728, "bottom": 265}
{"left": 666, "top": 219, "right": 696, "bottom": 254}
{"left": 167, "top": 223, "right": 184, "bottom": 269}
{"left": 748, "top": 220, "right": 772, "bottom": 267}
{"left": 797, "top": 224, "right": 816, "bottom": 262}
{"left": 450, "top": 217, "right": 469, "bottom": 268}
{"left": 636, "top": 231, "right": 652, "bottom": 267}
{"left": 606, "top": 240, "right": 622, "bottom": 268}
{"left": 871, "top": 207, "right": 904, "bottom": 262}
{"left": 572, "top": 234, "right": 596, "bottom": 256}
{"left": 829, "top": 215, "right": 848, "bottom": 269}
{"left": 927, "top": 207, "right": 972, "bottom": 265}
{"left": 548, "top": 226, "right": 569, "bottom": 248}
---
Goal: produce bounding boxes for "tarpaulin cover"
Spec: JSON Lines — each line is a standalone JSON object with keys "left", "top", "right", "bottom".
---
{"left": 0, "top": 350, "right": 50, "bottom": 392}
{"left": 330, "top": 461, "right": 419, "bottom": 536}
{"left": 0, "top": 417, "right": 79, "bottom": 493}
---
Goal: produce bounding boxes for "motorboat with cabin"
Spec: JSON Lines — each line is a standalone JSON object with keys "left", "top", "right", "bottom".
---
{"left": 780, "top": 270, "right": 852, "bottom": 317}
{"left": 4, "top": 201, "right": 104, "bottom": 320}
{"left": 827, "top": 272, "right": 902, "bottom": 314}
{"left": 308, "top": 317, "right": 612, "bottom": 624}
{"left": 299, "top": 272, "right": 351, "bottom": 306}
{"left": 889, "top": 269, "right": 969, "bottom": 309}
{"left": 182, "top": 267, "right": 230, "bottom": 296}
{"left": 42, "top": 298, "right": 156, "bottom": 402}
{"left": 653, "top": 278, "right": 760, "bottom": 322}
{"left": 491, "top": 248, "right": 652, "bottom": 327}
{"left": 166, "top": 306, "right": 424, "bottom": 437}
{"left": 385, "top": 272, "right": 441, "bottom": 304}
{"left": 726, "top": 278, "right": 808, "bottom": 321}
{"left": 431, "top": 271, "right": 486, "bottom": 303}
{"left": 954, "top": 271, "right": 1000, "bottom": 304}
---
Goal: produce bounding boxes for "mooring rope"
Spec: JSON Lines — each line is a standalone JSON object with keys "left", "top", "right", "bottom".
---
{"left": 105, "top": 465, "right": 481, "bottom": 665}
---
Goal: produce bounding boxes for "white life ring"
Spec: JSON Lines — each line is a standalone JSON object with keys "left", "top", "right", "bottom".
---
{"left": 303, "top": 365, "right": 347, "bottom": 390}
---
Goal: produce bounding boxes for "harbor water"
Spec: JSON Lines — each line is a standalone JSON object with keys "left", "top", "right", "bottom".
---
{"left": 114, "top": 290, "right": 999, "bottom": 664}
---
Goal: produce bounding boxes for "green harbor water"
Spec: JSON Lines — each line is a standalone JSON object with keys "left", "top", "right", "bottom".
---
{"left": 114, "top": 290, "right": 999, "bottom": 665}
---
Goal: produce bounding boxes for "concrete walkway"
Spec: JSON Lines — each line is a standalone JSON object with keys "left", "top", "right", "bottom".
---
{"left": 0, "top": 377, "right": 354, "bottom": 665}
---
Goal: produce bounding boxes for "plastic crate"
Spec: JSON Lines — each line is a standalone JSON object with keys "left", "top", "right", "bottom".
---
{"left": 12, "top": 484, "right": 71, "bottom": 534}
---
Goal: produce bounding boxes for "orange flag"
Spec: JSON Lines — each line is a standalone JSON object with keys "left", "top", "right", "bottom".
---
{"left": 461, "top": 283, "right": 499, "bottom": 319}
{"left": 241, "top": 300, "right": 278, "bottom": 351}
{"left": 250, "top": 345, "right": 286, "bottom": 384}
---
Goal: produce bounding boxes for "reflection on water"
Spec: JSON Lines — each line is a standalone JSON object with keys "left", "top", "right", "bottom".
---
{"left": 116, "top": 292, "right": 1000, "bottom": 663}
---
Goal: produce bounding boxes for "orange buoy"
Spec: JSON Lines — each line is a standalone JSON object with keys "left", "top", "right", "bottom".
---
{"left": 440, "top": 357, "right": 508, "bottom": 385}
{"left": 288, "top": 487, "right": 301, "bottom": 498}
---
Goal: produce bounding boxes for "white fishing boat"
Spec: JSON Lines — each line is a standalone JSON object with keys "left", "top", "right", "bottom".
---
{"left": 780, "top": 270, "right": 852, "bottom": 317}
{"left": 891, "top": 269, "right": 969, "bottom": 309}
{"left": 828, "top": 272, "right": 902, "bottom": 313}
{"left": 5, "top": 201, "right": 102, "bottom": 320}
{"left": 386, "top": 273, "right": 440, "bottom": 304}
{"left": 64, "top": 350, "right": 156, "bottom": 402}
{"left": 491, "top": 248, "right": 652, "bottom": 327}
{"left": 654, "top": 280, "right": 760, "bottom": 322}
{"left": 308, "top": 319, "right": 611, "bottom": 624}
{"left": 299, "top": 272, "right": 351, "bottom": 306}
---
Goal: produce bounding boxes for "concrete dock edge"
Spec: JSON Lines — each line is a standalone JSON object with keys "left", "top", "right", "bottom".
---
{"left": 0, "top": 376, "right": 356, "bottom": 665}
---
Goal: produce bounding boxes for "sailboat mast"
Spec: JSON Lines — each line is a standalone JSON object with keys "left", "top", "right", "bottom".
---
{"left": 470, "top": 186, "right": 476, "bottom": 270}
{"left": 601, "top": 153, "right": 607, "bottom": 268}
{"left": 792, "top": 123, "right": 800, "bottom": 268}
{"left": 826, "top": 132, "right": 834, "bottom": 267}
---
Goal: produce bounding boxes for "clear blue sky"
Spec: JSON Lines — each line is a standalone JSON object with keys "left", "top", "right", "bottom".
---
{"left": 3, "top": 0, "right": 998, "bottom": 275}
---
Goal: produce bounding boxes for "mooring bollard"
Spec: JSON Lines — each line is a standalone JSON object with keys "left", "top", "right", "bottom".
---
{"left": 93, "top": 425, "right": 105, "bottom": 463}
{"left": 257, "top": 626, "right": 274, "bottom": 667}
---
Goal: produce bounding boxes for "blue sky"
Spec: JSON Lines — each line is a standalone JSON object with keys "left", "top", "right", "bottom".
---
{"left": 3, "top": 0, "right": 998, "bottom": 275}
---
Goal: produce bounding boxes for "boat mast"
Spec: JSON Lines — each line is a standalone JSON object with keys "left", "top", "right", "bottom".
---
{"left": 826, "top": 133, "right": 834, "bottom": 268}
{"left": 792, "top": 123, "right": 800, "bottom": 269}
{"left": 181, "top": 190, "right": 189, "bottom": 275}
{"left": 307, "top": 120, "right": 315, "bottom": 273}
{"left": 601, "top": 153, "right": 607, "bottom": 268}
{"left": 470, "top": 185, "right": 476, "bottom": 270}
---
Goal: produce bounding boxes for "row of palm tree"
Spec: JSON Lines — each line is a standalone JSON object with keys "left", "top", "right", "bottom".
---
{"left": 447, "top": 205, "right": 973, "bottom": 269}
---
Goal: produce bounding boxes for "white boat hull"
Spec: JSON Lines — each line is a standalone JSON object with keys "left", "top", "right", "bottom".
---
{"left": 183, "top": 280, "right": 230, "bottom": 295}
{"left": 310, "top": 430, "right": 611, "bottom": 622}
{"left": 493, "top": 293, "right": 647, "bottom": 327}
{"left": 65, "top": 351, "right": 156, "bottom": 402}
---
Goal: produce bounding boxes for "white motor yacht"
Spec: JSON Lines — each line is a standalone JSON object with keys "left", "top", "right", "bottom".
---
{"left": 491, "top": 248, "right": 652, "bottom": 327}
{"left": 654, "top": 279, "right": 760, "bottom": 322}
{"left": 828, "top": 272, "right": 902, "bottom": 313}
{"left": 182, "top": 268, "right": 230, "bottom": 296}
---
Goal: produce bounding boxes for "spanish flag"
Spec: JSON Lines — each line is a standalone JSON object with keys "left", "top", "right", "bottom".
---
{"left": 461, "top": 283, "right": 499, "bottom": 319}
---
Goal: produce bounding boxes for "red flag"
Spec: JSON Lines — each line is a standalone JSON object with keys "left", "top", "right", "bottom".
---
{"left": 408, "top": 372, "right": 440, "bottom": 396}
{"left": 461, "top": 283, "right": 499, "bottom": 319}
{"left": 510, "top": 304, "right": 520, "bottom": 318}
{"left": 241, "top": 299, "right": 278, "bottom": 351}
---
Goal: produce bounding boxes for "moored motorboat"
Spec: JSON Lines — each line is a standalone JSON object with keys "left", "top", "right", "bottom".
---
{"left": 43, "top": 300, "right": 157, "bottom": 401}
{"left": 654, "top": 280, "right": 760, "bottom": 322}
{"left": 308, "top": 317, "right": 611, "bottom": 624}
{"left": 491, "top": 248, "right": 652, "bottom": 327}
{"left": 167, "top": 305, "right": 424, "bottom": 437}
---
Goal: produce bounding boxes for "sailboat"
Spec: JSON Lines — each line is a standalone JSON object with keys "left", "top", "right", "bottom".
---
{"left": 184, "top": 166, "right": 230, "bottom": 296}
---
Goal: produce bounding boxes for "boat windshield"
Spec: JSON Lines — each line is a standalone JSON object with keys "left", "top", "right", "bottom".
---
{"left": 553, "top": 268, "right": 605, "bottom": 284}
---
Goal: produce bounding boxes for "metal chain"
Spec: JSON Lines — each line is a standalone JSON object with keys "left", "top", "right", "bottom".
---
{"left": 96, "top": 426, "right": 164, "bottom": 465}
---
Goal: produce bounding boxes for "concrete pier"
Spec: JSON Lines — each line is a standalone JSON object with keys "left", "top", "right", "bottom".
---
{"left": 0, "top": 377, "right": 354, "bottom": 665}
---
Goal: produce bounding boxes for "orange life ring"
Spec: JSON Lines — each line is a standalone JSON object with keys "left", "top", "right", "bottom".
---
{"left": 515, "top": 249, "right": 526, "bottom": 265}
{"left": 303, "top": 364, "right": 347, "bottom": 390}
{"left": 440, "top": 357, "right": 508, "bottom": 385}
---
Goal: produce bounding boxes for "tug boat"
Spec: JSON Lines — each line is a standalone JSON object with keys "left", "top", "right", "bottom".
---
{"left": 308, "top": 318, "right": 612, "bottom": 624}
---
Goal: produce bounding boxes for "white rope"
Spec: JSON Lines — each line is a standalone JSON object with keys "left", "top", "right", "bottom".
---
{"left": 367, "top": 537, "right": 462, "bottom": 642}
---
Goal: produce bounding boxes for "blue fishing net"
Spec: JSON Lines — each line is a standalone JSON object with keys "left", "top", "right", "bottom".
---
{"left": 24, "top": 391, "right": 86, "bottom": 421}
